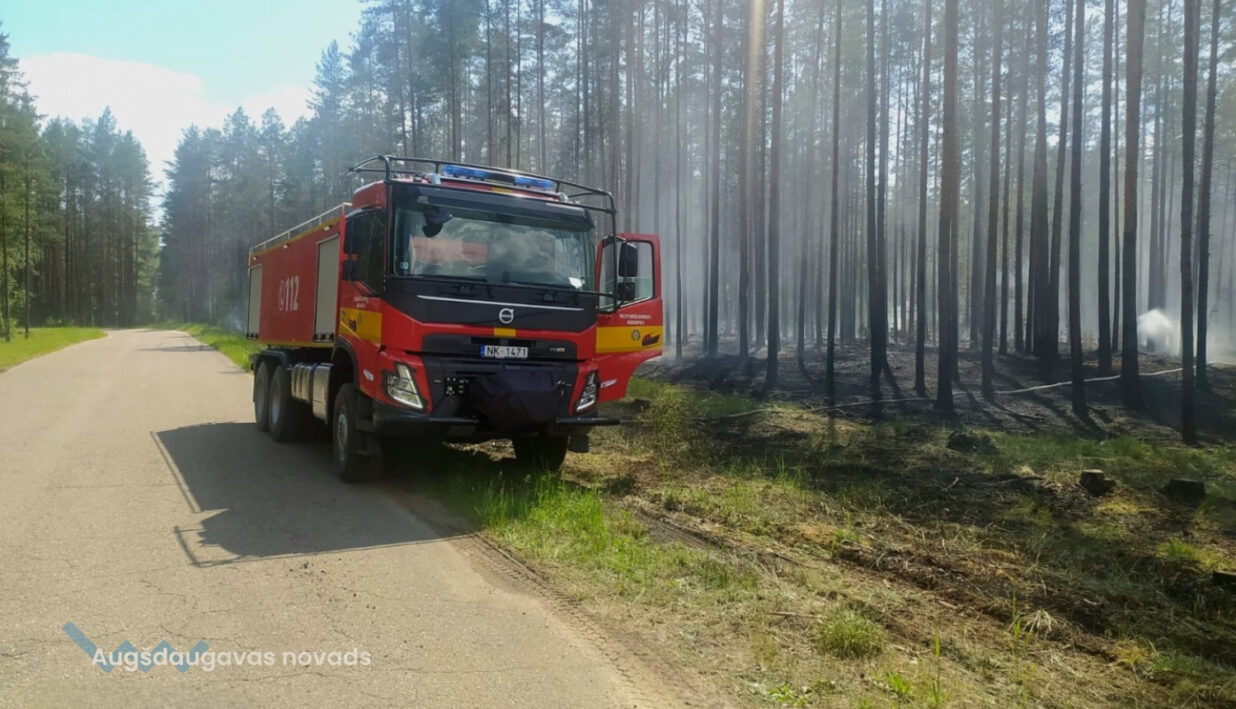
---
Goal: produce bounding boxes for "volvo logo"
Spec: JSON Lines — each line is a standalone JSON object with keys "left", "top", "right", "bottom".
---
{"left": 498, "top": 307, "right": 515, "bottom": 325}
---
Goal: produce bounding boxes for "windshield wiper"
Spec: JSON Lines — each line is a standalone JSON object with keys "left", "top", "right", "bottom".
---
{"left": 499, "top": 279, "right": 577, "bottom": 290}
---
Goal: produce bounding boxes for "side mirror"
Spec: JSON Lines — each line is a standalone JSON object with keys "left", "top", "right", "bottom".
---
{"left": 618, "top": 242, "right": 640, "bottom": 278}
{"left": 343, "top": 229, "right": 363, "bottom": 256}
{"left": 341, "top": 259, "right": 359, "bottom": 281}
{"left": 422, "top": 206, "right": 453, "bottom": 238}
{"left": 616, "top": 282, "right": 636, "bottom": 302}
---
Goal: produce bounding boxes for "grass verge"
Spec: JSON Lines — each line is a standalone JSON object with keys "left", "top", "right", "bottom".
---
{"left": 157, "top": 322, "right": 258, "bottom": 369}
{"left": 0, "top": 327, "right": 104, "bottom": 371}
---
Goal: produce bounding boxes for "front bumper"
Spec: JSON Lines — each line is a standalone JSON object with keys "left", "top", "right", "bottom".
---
{"left": 366, "top": 400, "right": 618, "bottom": 441}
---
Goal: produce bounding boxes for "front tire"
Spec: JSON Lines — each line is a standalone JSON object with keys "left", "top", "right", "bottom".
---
{"left": 512, "top": 435, "right": 569, "bottom": 472}
{"left": 253, "top": 362, "right": 271, "bottom": 432}
{"left": 333, "top": 383, "right": 380, "bottom": 483}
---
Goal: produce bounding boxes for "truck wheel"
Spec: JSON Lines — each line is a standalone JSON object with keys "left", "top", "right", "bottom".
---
{"left": 268, "top": 364, "right": 302, "bottom": 442}
{"left": 333, "top": 383, "right": 379, "bottom": 483}
{"left": 512, "top": 435, "right": 569, "bottom": 472}
{"left": 253, "top": 362, "right": 271, "bottom": 432}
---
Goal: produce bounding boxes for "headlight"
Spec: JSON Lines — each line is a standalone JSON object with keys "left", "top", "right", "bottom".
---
{"left": 384, "top": 362, "right": 425, "bottom": 410}
{"left": 576, "top": 371, "right": 599, "bottom": 412}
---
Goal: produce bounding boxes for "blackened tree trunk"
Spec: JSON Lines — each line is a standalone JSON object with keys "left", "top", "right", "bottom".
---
{"left": 1068, "top": 0, "right": 1086, "bottom": 416}
{"left": 1113, "top": 9, "right": 1123, "bottom": 351}
{"left": 1014, "top": 32, "right": 1030, "bottom": 354}
{"left": 706, "top": 0, "right": 722, "bottom": 355}
{"left": 738, "top": 0, "right": 764, "bottom": 364}
{"left": 1196, "top": 0, "right": 1219, "bottom": 391}
{"left": 865, "top": 0, "right": 886, "bottom": 388}
{"left": 800, "top": 0, "right": 827, "bottom": 378}
{"left": 982, "top": 0, "right": 1003, "bottom": 398}
{"left": 1097, "top": 0, "right": 1115, "bottom": 374}
{"left": 826, "top": 0, "right": 843, "bottom": 397}
{"left": 915, "top": 0, "right": 931, "bottom": 396}
{"left": 1180, "top": 0, "right": 1199, "bottom": 443}
{"left": 674, "top": 0, "right": 685, "bottom": 359}
{"left": 1029, "top": 0, "right": 1051, "bottom": 361}
{"left": 876, "top": 0, "right": 890, "bottom": 376}
{"left": 766, "top": 0, "right": 784, "bottom": 389}
{"left": 1121, "top": 0, "right": 1145, "bottom": 407}
{"left": 999, "top": 74, "right": 1012, "bottom": 356}
{"left": 937, "top": 0, "right": 960, "bottom": 413}
{"left": 1045, "top": 0, "right": 1074, "bottom": 368}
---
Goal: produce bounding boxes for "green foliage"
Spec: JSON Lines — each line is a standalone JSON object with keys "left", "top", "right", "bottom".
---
{"left": 882, "top": 671, "right": 913, "bottom": 701}
{"left": 0, "top": 327, "right": 103, "bottom": 370}
{"left": 0, "top": 29, "right": 157, "bottom": 331}
{"left": 812, "top": 608, "right": 886, "bottom": 660}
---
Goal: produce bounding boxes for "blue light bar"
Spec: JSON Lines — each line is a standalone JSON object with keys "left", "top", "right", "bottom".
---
{"left": 442, "top": 164, "right": 491, "bottom": 180}
{"left": 513, "top": 174, "right": 555, "bottom": 191}
{"left": 441, "top": 164, "right": 556, "bottom": 192}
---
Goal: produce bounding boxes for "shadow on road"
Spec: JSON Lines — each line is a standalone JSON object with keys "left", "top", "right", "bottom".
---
{"left": 155, "top": 423, "right": 460, "bottom": 566}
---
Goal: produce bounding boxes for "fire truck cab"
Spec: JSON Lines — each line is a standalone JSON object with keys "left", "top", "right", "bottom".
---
{"left": 246, "top": 157, "right": 662, "bottom": 481}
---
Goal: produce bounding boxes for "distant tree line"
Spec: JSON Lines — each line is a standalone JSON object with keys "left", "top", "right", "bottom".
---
{"left": 0, "top": 29, "right": 157, "bottom": 339}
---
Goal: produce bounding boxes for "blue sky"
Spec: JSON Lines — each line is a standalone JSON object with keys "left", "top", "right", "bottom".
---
{"left": 1, "top": 0, "right": 364, "bottom": 181}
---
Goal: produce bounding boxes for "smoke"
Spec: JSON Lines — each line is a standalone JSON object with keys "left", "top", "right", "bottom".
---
{"left": 1135, "top": 307, "right": 1236, "bottom": 364}
{"left": 1137, "top": 308, "right": 1175, "bottom": 354}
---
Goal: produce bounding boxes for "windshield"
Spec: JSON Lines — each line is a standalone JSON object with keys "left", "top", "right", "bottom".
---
{"left": 392, "top": 204, "right": 597, "bottom": 291}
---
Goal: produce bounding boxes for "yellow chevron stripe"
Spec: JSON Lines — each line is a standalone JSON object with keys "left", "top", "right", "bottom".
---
{"left": 339, "top": 307, "right": 382, "bottom": 343}
{"left": 596, "top": 325, "right": 663, "bottom": 354}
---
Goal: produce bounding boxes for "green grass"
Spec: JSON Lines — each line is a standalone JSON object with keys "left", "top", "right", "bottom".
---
{"left": 812, "top": 607, "right": 887, "bottom": 660}
{"left": 628, "top": 377, "right": 760, "bottom": 417}
{"left": 982, "top": 431, "right": 1236, "bottom": 491}
{"left": 0, "top": 327, "right": 104, "bottom": 371}
{"left": 439, "top": 469, "right": 758, "bottom": 601}
{"left": 158, "top": 322, "right": 259, "bottom": 370}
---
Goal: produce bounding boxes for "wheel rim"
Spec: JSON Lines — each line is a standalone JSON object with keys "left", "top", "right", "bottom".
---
{"left": 335, "top": 410, "right": 348, "bottom": 462}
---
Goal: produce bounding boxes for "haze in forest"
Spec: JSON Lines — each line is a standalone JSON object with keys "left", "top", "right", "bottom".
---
{"left": 2, "top": 0, "right": 1235, "bottom": 441}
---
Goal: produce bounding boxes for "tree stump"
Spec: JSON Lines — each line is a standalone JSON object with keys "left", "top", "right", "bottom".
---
{"left": 1079, "top": 470, "right": 1116, "bottom": 497}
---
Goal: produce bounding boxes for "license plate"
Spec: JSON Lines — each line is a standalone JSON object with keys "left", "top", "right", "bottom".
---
{"left": 480, "top": 345, "right": 529, "bottom": 360}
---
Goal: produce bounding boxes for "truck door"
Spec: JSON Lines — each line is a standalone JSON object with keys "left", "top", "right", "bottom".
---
{"left": 595, "top": 234, "right": 663, "bottom": 402}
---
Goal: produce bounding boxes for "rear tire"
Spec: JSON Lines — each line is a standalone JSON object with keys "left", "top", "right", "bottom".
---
{"left": 333, "top": 383, "right": 380, "bottom": 483}
{"left": 512, "top": 435, "right": 569, "bottom": 472}
{"left": 268, "top": 364, "right": 303, "bottom": 442}
{"left": 253, "top": 362, "right": 271, "bottom": 432}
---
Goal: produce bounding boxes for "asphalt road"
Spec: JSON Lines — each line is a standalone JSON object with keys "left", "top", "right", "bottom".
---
{"left": 0, "top": 329, "right": 658, "bottom": 707}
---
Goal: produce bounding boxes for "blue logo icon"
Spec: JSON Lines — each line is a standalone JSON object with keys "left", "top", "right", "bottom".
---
{"left": 62, "top": 621, "right": 209, "bottom": 673}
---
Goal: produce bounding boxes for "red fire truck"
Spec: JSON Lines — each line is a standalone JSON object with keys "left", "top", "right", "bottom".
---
{"left": 246, "top": 157, "right": 662, "bottom": 481}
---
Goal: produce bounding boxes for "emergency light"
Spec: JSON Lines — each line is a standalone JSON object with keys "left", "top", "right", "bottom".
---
{"left": 441, "top": 164, "right": 556, "bottom": 193}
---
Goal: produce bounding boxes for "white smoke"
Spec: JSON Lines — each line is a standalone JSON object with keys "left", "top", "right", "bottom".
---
{"left": 1137, "top": 308, "right": 1176, "bottom": 355}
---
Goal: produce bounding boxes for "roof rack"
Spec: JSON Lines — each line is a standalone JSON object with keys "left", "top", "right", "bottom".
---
{"left": 249, "top": 203, "right": 349, "bottom": 257}
{"left": 348, "top": 156, "right": 617, "bottom": 218}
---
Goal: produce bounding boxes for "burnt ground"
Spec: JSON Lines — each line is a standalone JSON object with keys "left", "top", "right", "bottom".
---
{"left": 644, "top": 339, "right": 1236, "bottom": 443}
{"left": 389, "top": 340, "right": 1236, "bottom": 706}
{"left": 559, "top": 341, "right": 1236, "bottom": 705}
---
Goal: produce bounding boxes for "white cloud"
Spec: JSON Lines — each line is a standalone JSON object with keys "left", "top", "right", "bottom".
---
{"left": 19, "top": 52, "right": 311, "bottom": 192}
